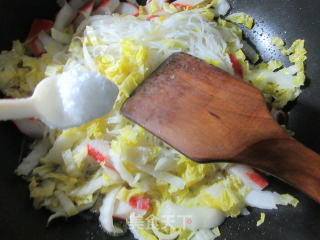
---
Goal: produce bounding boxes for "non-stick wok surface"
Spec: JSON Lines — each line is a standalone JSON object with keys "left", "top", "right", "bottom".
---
{"left": 0, "top": 0, "right": 319, "bottom": 239}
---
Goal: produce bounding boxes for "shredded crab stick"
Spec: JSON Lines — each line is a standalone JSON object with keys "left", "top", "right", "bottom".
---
{"left": 99, "top": 189, "right": 151, "bottom": 233}
{"left": 93, "top": 0, "right": 120, "bottom": 15}
{"left": 26, "top": 19, "right": 53, "bottom": 56}
{"left": 28, "top": 38, "right": 46, "bottom": 57}
{"left": 115, "top": 2, "right": 139, "bottom": 16}
{"left": 172, "top": 0, "right": 206, "bottom": 8}
{"left": 229, "top": 53, "right": 243, "bottom": 78}
{"left": 146, "top": 14, "right": 160, "bottom": 21}
{"left": 74, "top": 1, "right": 95, "bottom": 26}
{"left": 228, "top": 165, "right": 268, "bottom": 190}
{"left": 87, "top": 140, "right": 117, "bottom": 171}
{"left": 129, "top": 196, "right": 150, "bottom": 211}
{"left": 26, "top": 19, "right": 54, "bottom": 41}
{"left": 113, "top": 196, "right": 150, "bottom": 220}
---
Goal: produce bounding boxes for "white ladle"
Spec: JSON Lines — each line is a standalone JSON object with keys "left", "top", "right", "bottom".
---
{"left": 0, "top": 70, "right": 118, "bottom": 129}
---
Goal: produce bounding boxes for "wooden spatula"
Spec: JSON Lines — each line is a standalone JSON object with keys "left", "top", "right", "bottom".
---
{"left": 121, "top": 52, "right": 320, "bottom": 203}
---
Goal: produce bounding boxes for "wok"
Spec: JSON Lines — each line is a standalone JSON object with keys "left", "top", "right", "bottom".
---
{"left": 0, "top": 0, "right": 319, "bottom": 239}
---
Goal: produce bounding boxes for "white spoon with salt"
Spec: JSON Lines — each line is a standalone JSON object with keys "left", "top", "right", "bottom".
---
{"left": 0, "top": 70, "right": 118, "bottom": 129}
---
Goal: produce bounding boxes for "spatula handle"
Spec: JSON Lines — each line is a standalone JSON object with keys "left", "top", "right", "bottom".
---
{"left": 234, "top": 138, "right": 320, "bottom": 203}
{"left": 0, "top": 98, "right": 37, "bottom": 120}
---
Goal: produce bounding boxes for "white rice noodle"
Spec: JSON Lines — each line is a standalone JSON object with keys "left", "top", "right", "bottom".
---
{"left": 82, "top": 36, "right": 98, "bottom": 70}
{"left": 86, "top": 11, "right": 235, "bottom": 74}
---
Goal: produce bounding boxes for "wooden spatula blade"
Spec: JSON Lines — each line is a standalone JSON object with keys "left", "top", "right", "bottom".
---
{"left": 121, "top": 52, "right": 285, "bottom": 162}
{"left": 121, "top": 52, "right": 320, "bottom": 203}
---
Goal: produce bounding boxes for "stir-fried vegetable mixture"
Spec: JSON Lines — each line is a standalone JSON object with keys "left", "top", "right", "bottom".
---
{"left": 0, "top": 0, "right": 305, "bottom": 239}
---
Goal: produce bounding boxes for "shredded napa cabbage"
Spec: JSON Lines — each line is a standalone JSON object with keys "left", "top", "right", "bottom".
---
{"left": 226, "top": 12, "right": 254, "bottom": 29}
{"left": 256, "top": 212, "right": 265, "bottom": 227}
{"left": 0, "top": 0, "right": 305, "bottom": 239}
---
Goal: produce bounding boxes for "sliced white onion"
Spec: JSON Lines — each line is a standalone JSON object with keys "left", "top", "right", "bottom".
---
{"left": 99, "top": 187, "right": 123, "bottom": 233}
{"left": 158, "top": 201, "right": 226, "bottom": 231}
{"left": 113, "top": 200, "right": 147, "bottom": 220}
{"left": 245, "top": 190, "right": 277, "bottom": 209}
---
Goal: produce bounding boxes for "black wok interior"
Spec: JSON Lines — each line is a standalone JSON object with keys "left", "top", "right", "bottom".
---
{"left": 0, "top": 0, "right": 320, "bottom": 239}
